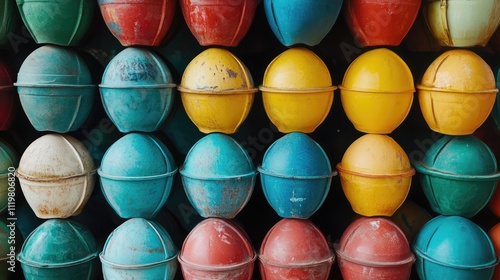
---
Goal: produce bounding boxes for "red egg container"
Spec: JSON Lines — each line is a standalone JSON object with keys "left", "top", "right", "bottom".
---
{"left": 179, "top": 0, "right": 258, "bottom": 46}
{"left": 344, "top": 0, "right": 421, "bottom": 47}
{"left": 178, "top": 218, "right": 256, "bottom": 280}
{"left": 259, "top": 218, "right": 335, "bottom": 280}
{"left": 98, "top": 0, "right": 177, "bottom": 46}
{"left": 335, "top": 217, "right": 415, "bottom": 280}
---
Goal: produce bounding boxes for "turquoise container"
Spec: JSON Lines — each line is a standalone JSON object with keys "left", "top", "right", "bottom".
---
{"left": 413, "top": 135, "right": 500, "bottom": 217}
{"left": 0, "top": 139, "right": 18, "bottom": 214}
{"left": 263, "top": 0, "right": 343, "bottom": 46}
{"left": 98, "top": 133, "right": 178, "bottom": 219}
{"left": 16, "top": 0, "right": 95, "bottom": 46}
{"left": 100, "top": 47, "right": 176, "bottom": 133}
{"left": 14, "top": 45, "right": 95, "bottom": 133}
{"left": 413, "top": 216, "right": 498, "bottom": 279}
{"left": 180, "top": 133, "right": 256, "bottom": 219}
{"left": 258, "top": 132, "right": 336, "bottom": 218}
{"left": 17, "top": 219, "right": 99, "bottom": 280}
{"left": 100, "top": 218, "right": 178, "bottom": 280}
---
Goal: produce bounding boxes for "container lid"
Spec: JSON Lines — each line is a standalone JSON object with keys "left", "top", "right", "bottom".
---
{"left": 414, "top": 135, "right": 500, "bottom": 180}
{"left": 339, "top": 48, "right": 414, "bottom": 93}
{"left": 18, "top": 219, "right": 99, "bottom": 267}
{"left": 178, "top": 48, "right": 257, "bottom": 94}
{"left": 180, "top": 133, "right": 255, "bottom": 180}
{"left": 260, "top": 47, "right": 336, "bottom": 91}
{"left": 0, "top": 138, "right": 18, "bottom": 175}
{"left": 335, "top": 217, "right": 415, "bottom": 267}
{"left": 417, "top": 49, "right": 497, "bottom": 93}
{"left": 260, "top": 218, "right": 334, "bottom": 266}
{"left": 259, "top": 132, "right": 334, "bottom": 178}
{"left": 99, "top": 133, "right": 177, "bottom": 179}
{"left": 100, "top": 47, "right": 175, "bottom": 88}
{"left": 15, "top": 45, "right": 93, "bottom": 86}
{"left": 100, "top": 218, "right": 178, "bottom": 266}
{"left": 413, "top": 216, "right": 498, "bottom": 269}
{"left": 17, "top": 134, "right": 95, "bottom": 180}
{"left": 337, "top": 134, "right": 415, "bottom": 177}
{"left": 179, "top": 218, "right": 255, "bottom": 269}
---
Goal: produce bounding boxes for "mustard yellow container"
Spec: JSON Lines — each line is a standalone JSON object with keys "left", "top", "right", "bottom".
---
{"left": 336, "top": 134, "right": 415, "bottom": 216}
{"left": 259, "top": 48, "right": 336, "bottom": 133}
{"left": 339, "top": 48, "right": 414, "bottom": 134}
{"left": 178, "top": 48, "right": 257, "bottom": 134}
{"left": 417, "top": 49, "right": 498, "bottom": 135}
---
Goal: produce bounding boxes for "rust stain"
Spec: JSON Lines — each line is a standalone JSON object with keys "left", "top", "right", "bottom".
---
{"left": 38, "top": 206, "right": 60, "bottom": 216}
{"left": 147, "top": 248, "right": 165, "bottom": 254}
{"left": 38, "top": 207, "right": 49, "bottom": 215}
{"left": 226, "top": 69, "right": 238, "bottom": 78}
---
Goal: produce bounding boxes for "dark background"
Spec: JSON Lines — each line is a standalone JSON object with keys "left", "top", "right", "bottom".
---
{"left": 2, "top": 1, "right": 500, "bottom": 279}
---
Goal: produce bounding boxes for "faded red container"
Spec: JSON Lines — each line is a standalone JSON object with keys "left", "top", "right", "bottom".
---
{"left": 0, "top": 59, "right": 17, "bottom": 131}
{"left": 178, "top": 218, "right": 256, "bottom": 280}
{"left": 98, "top": 0, "right": 176, "bottom": 46}
{"left": 344, "top": 0, "right": 421, "bottom": 46}
{"left": 259, "top": 219, "right": 335, "bottom": 280}
{"left": 335, "top": 217, "right": 415, "bottom": 280}
{"left": 179, "top": 0, "right": 258, "bottom": 46}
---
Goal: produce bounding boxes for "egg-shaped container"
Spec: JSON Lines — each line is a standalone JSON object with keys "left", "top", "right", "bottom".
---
{"left": 389, "top": 200, "right": 432, "bottom": 241}
{"left": 263, "top": 0, "right": 343, "bottom": 46}
{"left": 413, "top": 216, "right": 497, "bottom": 279}
{"left": 339, "top": 48, "right": 415, "bottom": 134}
{"left": 180, "top": 133, "right": 256, "bottom": 219}
{"left": 413, "top": 135, "right": 500, "bottom": 217}
{"left": 98, "top": 0, "right": 176, "bottom": 46}
{"left": 417, "top": 50, "right": 498, "bottom": 135}
{"left": 18, "top": 219, "right": 99, "bottom": 280}
{"left": 0, "top": 59, "right": 17, "bottom": 131}
{"left": 423, "top": 0, "right": 500, "bottom": 47}
{"left": 179, "top": 218, "right": 256, "bottom": 280}
{"left": 100, "top": 47, "right": 176, "bottom": 133}
{"left": 98, "top": 133, "right": 178, "bottom": 219}
{"left": 259, "top": 48, "right": 336, "bottom": 133}
{"left": 0, "top": 139, "right": 18, "bottom": 214}
{"left": 344, "top": 0, "right": 421, "bottom": 46}
{"left": 179, "top": 0, "right": 258, "bottom": 46}
{"left": 100, "top": 218, "right": 178, "bottom": 279}
{"left": 258, "top": 132, "right": 336, "bottom": 219}
{"left": 178, "top": 48, "right": 257, "bottom": 134}
{"left": 16, "top": 0, "right": 95, "bottom": 46}
{"left": 14, "top": 45, "right": 95, "bottom": 133}
{"left": 335, "top": 217, "right": 415, "bottom": 280}
{"left": 259, "top": 219, "right": 335, "bottom": 280}
{"left": 16, "top": 134, "right": 96, "bottom": 219}
{"left": 337, "top": 134, "right": 415, "bottom": 216}
{"left": 488, "top": 223, "right": 500, "bottom": 279}
{"left": 0, "top": 0, "right": 20, "bottom": 46}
